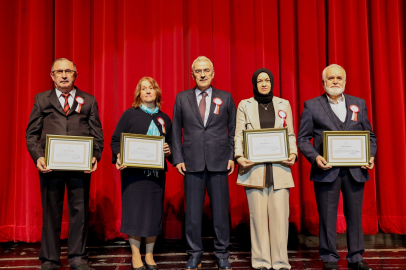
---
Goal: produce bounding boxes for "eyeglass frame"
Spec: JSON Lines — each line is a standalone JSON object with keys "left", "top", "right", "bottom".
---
{"left": 51, "top": 69, "right": 77, "bottom": 76}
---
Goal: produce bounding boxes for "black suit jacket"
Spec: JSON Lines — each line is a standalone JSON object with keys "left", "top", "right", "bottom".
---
{"left": 26, "top": 88, "right": 104, "bottom": 164}
{"left": 172, "top": 87, "right": 236, "bottom": 172}
{"left": 297, "top": 93, "right": 377, "bottom": 182}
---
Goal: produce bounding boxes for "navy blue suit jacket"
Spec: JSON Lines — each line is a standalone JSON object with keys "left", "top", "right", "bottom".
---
{"left": 172, "top": 87, "right": 236, "bottom": 172}
{"left": 297, "top": 93, "right": 377, "bottom": 182}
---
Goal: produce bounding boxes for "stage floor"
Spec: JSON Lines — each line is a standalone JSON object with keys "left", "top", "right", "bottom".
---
{"left": 1, "top": 233, "right": 405, "bottom": 269}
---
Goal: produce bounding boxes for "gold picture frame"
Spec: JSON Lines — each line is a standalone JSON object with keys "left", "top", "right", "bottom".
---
{"left": 45, "top": 135, "right": 93, "bottom": 171}
{"left": 323, "top": 131, "right": 371, "bottom": 166}
{"left": 120, "top": 133, "right": 165, "bottom": 170}
{"left": 243, "top": 128, "right": 290, "bottom": 163}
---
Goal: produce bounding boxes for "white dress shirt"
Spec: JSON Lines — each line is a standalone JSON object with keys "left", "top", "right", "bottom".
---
{"left": 55, "top": 88, "right": 76, "bottom": 109}
{"left": 195, "top": 87, "right": 212, "bottom": 126}
{"left": 327, "top": 93, "right": 347, "bottom": 122}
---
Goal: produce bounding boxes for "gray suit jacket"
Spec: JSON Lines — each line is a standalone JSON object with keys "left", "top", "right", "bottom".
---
{"left": 26, "top": 88, "right": 104, "bottom": 163}
{"left": 297, "top": 93, "right": 377, "bottom": 182}
{"left": 172, "top": 87, "right": 236, "bottom": 172}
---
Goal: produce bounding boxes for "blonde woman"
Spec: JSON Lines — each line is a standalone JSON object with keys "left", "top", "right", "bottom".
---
{"left": 111, "top": 77, "right": 172, "bottom": 270}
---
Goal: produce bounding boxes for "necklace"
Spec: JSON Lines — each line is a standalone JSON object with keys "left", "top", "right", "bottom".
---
{"left": 260, "top": 103, "right": 271, "bottom": 110}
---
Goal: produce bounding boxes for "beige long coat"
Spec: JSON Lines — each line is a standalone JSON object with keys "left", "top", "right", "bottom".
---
{"left": 235, "top": 96, "right": 297, "bottom": 189}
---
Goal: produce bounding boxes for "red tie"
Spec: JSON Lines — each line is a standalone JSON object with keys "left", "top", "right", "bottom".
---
{"left": 199, "top": 92, "right": 208, "bottom": 124}
{"left": 61, "top": 93, "right": 70, "bottom": 115}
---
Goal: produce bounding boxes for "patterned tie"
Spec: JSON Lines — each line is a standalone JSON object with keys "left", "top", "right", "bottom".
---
{"left": 61, "top": 93, "right": 70, "bottom": 115}
{"left": 199, "top": 92, "right": 208, "bottom": 124}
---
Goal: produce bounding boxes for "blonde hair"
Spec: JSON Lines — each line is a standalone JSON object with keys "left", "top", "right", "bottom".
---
{"left": 132, "top": 77, "right": 162, "bottom": 109}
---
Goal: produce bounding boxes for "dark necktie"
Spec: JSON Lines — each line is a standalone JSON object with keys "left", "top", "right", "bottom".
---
{"left": 61, "top": 93, "right": 70, "bottom": 115}
{"left": 199, "top": 92, "right": 208, "bottom": 124}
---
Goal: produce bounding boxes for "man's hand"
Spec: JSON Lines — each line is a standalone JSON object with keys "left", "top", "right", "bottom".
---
{"left": 85, "top": 157, "right": 98, "bottom": 173}
{"left": 176, "top": 162, "right": 186, "bottom": 176}
{"left": 227, "top": 160, "right": 235, "bottom": 175}
{"left": 163, "top": 143, "right": 171, "bottom": 157}
{"left": 282, "top": 154, "right": 297, "bottom": 166}
{"left": 115, "top": 154, "right": 127, "bottom": 170}
{"left": 316, "top": 155, "right": 332, "bottom": 170}
{"left": 37, "top": 157, "right": 52, "bottom": 173}
{"left": 236, "top": 157, "right": 255, "bottom": 169}
{"left": 361, "top": 157, "right": 375, "bottom": 170}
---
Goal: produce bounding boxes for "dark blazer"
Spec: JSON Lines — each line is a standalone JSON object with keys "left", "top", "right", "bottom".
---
{"left": 297, "top": 93, "right": 377, "bottom": 183}
{"left": 172, "top": 87, "right": 236, "bottom": 172}
{"left": 110, "top": 107, "right": 173, "bottom": 171}
{"left": 26, "top": 88, "right": 104, "bottom": 163}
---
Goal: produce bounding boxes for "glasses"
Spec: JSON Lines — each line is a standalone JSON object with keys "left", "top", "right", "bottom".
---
{"left": 194, "top": 68, "right": 211, "bottom": 75}
{"left": 52, "top": 69, "right": 77, "bottom": 76}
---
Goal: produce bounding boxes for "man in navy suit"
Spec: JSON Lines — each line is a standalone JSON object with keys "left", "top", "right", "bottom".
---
{"left": 297, "top": 64, "right": 376, "bottom": 270}
{"left": 172, "top": 56, "right": 236, "bottom": 270}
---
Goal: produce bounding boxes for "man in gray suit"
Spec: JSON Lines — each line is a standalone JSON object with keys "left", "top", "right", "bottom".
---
{"left": 172, "top": 56, "right": 236, "bottom": 270}
{"left": 297, "top": 64, "right": 376, "bottom": 270}
{"left": 26, "top": 58, "right": 103, "bottom": 270}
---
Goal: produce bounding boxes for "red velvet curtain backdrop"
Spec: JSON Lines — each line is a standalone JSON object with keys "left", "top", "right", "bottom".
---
{"left": 1, "top": 0, "right": 405, "bottom": 242}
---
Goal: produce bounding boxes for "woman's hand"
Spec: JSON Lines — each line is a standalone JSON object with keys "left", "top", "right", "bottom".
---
{"left": 282, "top": 154, "right": 297, "bottom": 166}
{"left": 237, "top": 157, "right": 255, "bottom": 168}
{"left": 116, "top": 154, "right": 127, "bottom": 170}
{"left": 163, "top": 143, "right": 171, "bottom": 157}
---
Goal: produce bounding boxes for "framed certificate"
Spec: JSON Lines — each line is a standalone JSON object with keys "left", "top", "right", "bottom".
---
{"left": 243, "top": 128, "right": 290, "bottom": 163}
{"left": 323, "top": 131, "right": 371, "bottom": 166}
{"left": 45, "top": 135, "right": 93, "bottom": 171}
{"left": 120, "top": 133, "right": 165, "bottom": 170}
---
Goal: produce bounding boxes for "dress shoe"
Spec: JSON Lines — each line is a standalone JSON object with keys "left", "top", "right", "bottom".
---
{"left": 323, "top": 261, "right": 339, "bottom": 270}
{"left": 145, "top": 262, "right": 159, "bottom": 270}
{"left": 348, "top": 260, "right": 374, "bottom": 270}
{"left": 185, "top": 256, "right": 201, "bottom": 270}
{"left": 72, "top": 264, "right": 91, "bottom": 270}
{"left": 217, "top": 258, "right": 232, "bottom": 269}
{"left": 132, "top": 263, "right": 146, "bottom": 270}
{"left": 254, "top": 267, "right": 268, "bottom": 270}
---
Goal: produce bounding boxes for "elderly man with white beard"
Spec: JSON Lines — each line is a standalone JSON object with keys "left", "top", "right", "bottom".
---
{"left": 297, "top": 64, "right": 377, "bottom": 270}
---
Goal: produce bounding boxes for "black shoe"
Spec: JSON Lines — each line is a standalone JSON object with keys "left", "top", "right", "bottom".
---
{"left": 132, "top": 263, "right": 146, "bottom": 270}
{"left": 348, "top": 260, "right": 374, "bottom": 270}
{"left": 217, "top": 258, "right": 232, "bottom": 270}
{"left": 323, "top": 261, "right": 339, "bottom": 270}
{"left": 145, "top": 262, "right": 159, "bottom": 270}
{"left": 72, "top": 264, "right": 91, "bottom": 270}
{"left": 185, "top": 256, "right": 201, "bottom": 270}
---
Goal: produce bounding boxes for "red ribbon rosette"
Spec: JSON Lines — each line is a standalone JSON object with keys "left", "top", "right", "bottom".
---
{"left": 157, "top": 117, "right": 166, "bottom": 134}
{"left": 350, "top": 105, "right": 360, "bottom": 121}
{"left": 75, "top": 96, "right": 85, "bottom": 113}
{"left": 278, "top": 110, "right": 287, "bottom": 127}
{"left": 213, "top": 98, "right": 223, "bottom": 114}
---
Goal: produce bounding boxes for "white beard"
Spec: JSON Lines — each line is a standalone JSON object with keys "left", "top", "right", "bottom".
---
{"left": 324, "top": 85, "right": 345, "bottom": 96}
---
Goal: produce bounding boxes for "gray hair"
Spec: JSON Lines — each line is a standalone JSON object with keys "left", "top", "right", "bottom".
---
{"left": 191, "top": 56, "right": 214, "bottom": 71}
{"left": 51, "top": 58, "right": 77, "bottom": 72}
{"left": 322, "top": 64, "right": 346, "bottom": 82}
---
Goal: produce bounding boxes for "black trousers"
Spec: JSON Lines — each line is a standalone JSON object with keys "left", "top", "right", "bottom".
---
{"left": 184, "top": 169, "right": 230, "bottom": 259}
{"left": 314, "top": 168, "right": 365, "bottom": 263}
{"left": 39, "top": 171, "right": 91, "bottom": 269}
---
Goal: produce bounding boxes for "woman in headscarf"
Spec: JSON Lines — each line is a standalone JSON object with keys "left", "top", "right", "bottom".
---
{"left": 111, "top": 77, "right": 172, "bottom": 270}
{"left": 234, "top": 68, "right": 297, "bottom": 270}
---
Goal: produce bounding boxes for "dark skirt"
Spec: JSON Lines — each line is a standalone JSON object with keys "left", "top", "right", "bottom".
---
{"left": 120, "top": 169, "right": 165, "bottom": 237}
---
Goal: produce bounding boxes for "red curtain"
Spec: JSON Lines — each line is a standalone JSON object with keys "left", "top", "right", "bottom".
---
{"left": 1, "top": 0, "right": 405, "bottom": 242}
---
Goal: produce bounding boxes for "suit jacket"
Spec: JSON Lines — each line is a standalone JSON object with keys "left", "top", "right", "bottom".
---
{"left": 234, "top": 97, "right": 298, "bottom": 189}
{"left": 172, "top": 87, "right": 236, "bottom": 172}
{"left": 297, "top": 93, "right": 377, "bottom": 182}
{"left": 26, "top": 88, "right": 104, "bottom": 164}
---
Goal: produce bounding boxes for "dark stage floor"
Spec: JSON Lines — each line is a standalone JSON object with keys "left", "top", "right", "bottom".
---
{"left": 1, "top": 233, "right": 406, "bottom": 269}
